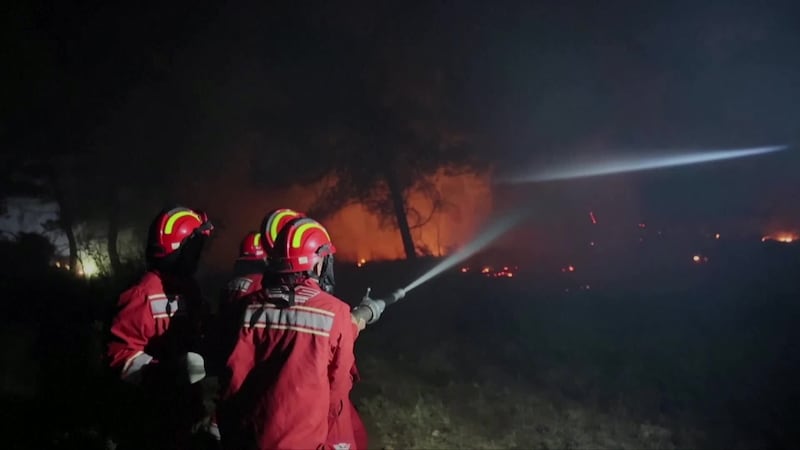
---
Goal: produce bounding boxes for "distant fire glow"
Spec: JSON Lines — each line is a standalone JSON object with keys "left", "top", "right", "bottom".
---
{"left": 503, "top": 145, "right": 787, "bottom": 183}
{"left": 192, "top": 163, "right": 492, "bottom": 268}
{"left": 762, "top": 233, "right": 798, "bottom": 244}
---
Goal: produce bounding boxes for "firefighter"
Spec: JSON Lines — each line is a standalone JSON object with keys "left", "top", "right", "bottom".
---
{"left": 211, "top": 209, "right": 307, "bottom": 442}
{"left": 224, "top": 209, "right": 305, "bottom": 300}
{"left": 232, "top": 231, "right": 267, "bottom": 277}
{"left": 217, "top": 217, "right": 363, "bottom": 450}
{"left": 106, "top": 206, "right": 214, "bottom": 450}
{"left": 214, "top": 210, "right": 307, "bottom": 372}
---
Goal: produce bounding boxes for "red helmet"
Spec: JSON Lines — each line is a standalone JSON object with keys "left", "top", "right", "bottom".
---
{"left": 147, "top": 206, "right": 214, "bottom": 259}
{"left": 269, "top": 217, "right": 336, "bottom": 273}
{"left": 238, "top": 231, "right": 266, "bottom": 260}
{"left": 260, "top": 208, "right": 306, "bottom": 253}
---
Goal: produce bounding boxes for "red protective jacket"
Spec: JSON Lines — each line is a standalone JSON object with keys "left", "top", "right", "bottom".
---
{"left": 214, "top": 272, "right": 264, "bottom": 375}
{"left": 224, "top": 272, "right": 264, "bottom": 299}
{"left": 218, "top": 277, "right": 360, "bottom": 450}
{"left": 348, "top": 365, "right": 369, "bottom": 450}
{"left": 106, "top": 270, "right": 208, "bottom": 448}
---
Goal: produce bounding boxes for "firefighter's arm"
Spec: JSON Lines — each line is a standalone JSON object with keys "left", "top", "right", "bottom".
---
{"left": 107, "top": 286, "right": 157, "bottom": 384}
{"left": 329, "top": 307, "right": 358, "bottom": 411}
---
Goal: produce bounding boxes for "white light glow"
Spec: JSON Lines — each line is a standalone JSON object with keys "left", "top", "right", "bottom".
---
{"left": 503, "top": 146, "right": 787, "bottom": 183}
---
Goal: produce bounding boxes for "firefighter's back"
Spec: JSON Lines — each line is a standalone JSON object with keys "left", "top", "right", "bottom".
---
{"left": 221, "top": 279, "right": 350, "bottom": 449}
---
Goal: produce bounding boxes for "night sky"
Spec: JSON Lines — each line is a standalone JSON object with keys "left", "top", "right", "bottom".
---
{"left": 3, "top": 0, "right": 800, "bottom": 265}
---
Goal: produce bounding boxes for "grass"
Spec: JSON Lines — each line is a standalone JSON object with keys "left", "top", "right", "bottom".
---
{"left": 353, "top": 344, "right": 701, "bottom": 450}
{"left": 3, "top": 246, "right": 800, "bottom": 449}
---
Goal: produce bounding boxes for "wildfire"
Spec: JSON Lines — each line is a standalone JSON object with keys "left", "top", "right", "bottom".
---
{"left": 181, "top": 153, "right": 492, "bottom": 269}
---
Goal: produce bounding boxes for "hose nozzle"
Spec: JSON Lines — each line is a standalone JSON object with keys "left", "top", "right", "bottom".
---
{"left": 351, "top": 287, "right": 406, "bottom": 326}
{"left": 386, "top": 288, "right": 406, "bottom": 305}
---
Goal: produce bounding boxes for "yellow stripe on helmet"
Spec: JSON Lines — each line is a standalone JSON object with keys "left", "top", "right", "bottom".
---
{"left": 164, "top": 211, "right": 201, "bottom": 234}
{"left": 253, "top": 232, "right": 262, "bottom": 248}
{"left": 291, "top": 222, "right": 330, "bottom": 249}
{"left": 269, "top": 210, "right": 299, "bottom": 242}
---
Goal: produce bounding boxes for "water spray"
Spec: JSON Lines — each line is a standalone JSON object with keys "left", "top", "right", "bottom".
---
{"left": 352, "top": 210, "right": 529, "bottom": 325}
{"left": 403, "top": 209, "right": 529, "bottom": 293}
{"left": 502, "top": 145, "right": 787, "bottom": 183}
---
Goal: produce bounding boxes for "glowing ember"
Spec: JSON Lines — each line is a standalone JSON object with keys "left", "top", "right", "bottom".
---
{"left": 715, "top": 233, "right": 720, "bottom": 239}
{"left": 692, "top": 255, "right": 701, "bottom": 262}
{"left": 356, "top": 258, "right": 367, "bottom": 268}
{"left": 458, "top": 264, "right": 517, "bottom": 278}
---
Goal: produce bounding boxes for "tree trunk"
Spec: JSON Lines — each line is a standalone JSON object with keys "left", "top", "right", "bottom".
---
{"left": 64, "top": 219, "right": 78, "bottom": 274}
{"left": 385, "top": 169, "right": 416, "bottom": 260}
{"left": 107, "top": 189, "right": 122, "bottom": 274}
{"left": 44, "top": 164, "right": 78, "bottom": 275}
{"left": 49, "top": 171, "right": 79, "bottom": 274}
